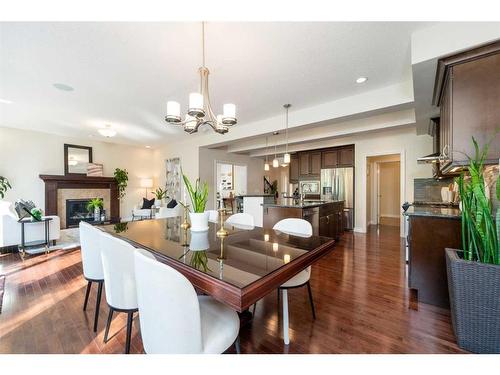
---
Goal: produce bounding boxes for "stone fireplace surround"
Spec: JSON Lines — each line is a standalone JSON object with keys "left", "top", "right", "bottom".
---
{"left": 39, "top": 175, "right": 120, "bottom": 229}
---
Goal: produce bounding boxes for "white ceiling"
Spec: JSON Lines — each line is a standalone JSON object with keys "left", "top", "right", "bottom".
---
{"left": 0, "top": 22, "right": 434, "bottom": 147}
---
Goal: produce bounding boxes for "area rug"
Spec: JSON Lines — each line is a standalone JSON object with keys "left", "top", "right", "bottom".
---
{"left": 0, "top": 275, "right": 5, "bottom": 314}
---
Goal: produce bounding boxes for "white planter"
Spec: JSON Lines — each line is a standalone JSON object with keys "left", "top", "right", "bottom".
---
{"left": 154, "top": 199, "right": 162, "bottom": 207}
{"left": 94, "top": 207, "right": 100, "bottom": 221}
{"left": 189, "top": 230, "right": 210, "bottom": 251}
{"left": 189, "top": 212, "right": 209, "bottom": 232}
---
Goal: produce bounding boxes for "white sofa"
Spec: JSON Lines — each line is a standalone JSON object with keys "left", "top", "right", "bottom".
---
{"left": 156, "top": 203, "right": 182, "bottom": 219}
{"left": 0, "top": 201, "right": 61, "bottom": 248}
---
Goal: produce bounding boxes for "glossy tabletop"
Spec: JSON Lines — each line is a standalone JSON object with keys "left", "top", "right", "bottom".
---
{"left": 100, "top": 218, "right": 335, "bottom": 311}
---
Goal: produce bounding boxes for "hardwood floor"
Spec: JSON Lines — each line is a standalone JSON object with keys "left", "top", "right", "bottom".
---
{"left": 0, "top": 225, "right": 466, "bottom": 354}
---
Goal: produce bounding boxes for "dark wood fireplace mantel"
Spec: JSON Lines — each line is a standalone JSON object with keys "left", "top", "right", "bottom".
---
{"left": 39, "top": 174, "right": 120, "bottom": 223}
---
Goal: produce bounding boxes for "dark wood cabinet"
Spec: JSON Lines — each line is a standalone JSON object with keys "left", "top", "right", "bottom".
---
{"left": 338, "top": 147, "right": 354, "bottom": 167}
{"left": 408, "top": 215, "right": 462, "bottom": 308}
{"left": 319, "top": 201, "right": 344, "bottom": 240}
{"left": 321, "top": 150, "right": 338, "bottom": 169}
{"left": 289, "top": 154, "right": 299, "bottom": 182}
{"left": 299, "top": 153, "right": 310, "bottom": 176}
{"left": 310, "top": 152, "right": 321, "bottom": 175}
{"left": 434, "top": 41, "right": 500, "bottom": 174}
{"left": 290, "top": 145, "right": 354, "bottom": 182}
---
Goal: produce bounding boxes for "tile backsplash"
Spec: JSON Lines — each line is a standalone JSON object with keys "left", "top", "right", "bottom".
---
{"left": 414, "top": 177, "right": 455, "bottom": 203}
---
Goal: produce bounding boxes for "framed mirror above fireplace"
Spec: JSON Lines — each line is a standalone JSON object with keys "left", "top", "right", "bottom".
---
{"left": 64, "top": 144, "right": 93, "bottom": 175}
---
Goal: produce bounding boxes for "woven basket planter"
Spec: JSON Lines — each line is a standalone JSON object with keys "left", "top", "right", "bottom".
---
{"left": 445, "top": 248, "right": 500, "bottom": 353}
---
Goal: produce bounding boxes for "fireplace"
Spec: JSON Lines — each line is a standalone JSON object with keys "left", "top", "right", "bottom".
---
{"left": 66, "top": 199, "right": 103, "bottom": 228}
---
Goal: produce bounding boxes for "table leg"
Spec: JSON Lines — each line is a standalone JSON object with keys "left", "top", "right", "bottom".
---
{"left": 282, "top": 289, "right": 289, "bottom": 345}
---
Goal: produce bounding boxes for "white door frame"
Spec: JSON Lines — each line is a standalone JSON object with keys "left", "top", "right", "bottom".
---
{"left": 363, "top": 150, "right": 406, "bottom": 237}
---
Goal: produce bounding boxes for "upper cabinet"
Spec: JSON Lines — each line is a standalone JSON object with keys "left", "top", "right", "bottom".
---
{"left": 433, "top": 41, "right": 500, "bottom": 174}
{"left": 291, "top": 145, "right": 355, "bottom": 182}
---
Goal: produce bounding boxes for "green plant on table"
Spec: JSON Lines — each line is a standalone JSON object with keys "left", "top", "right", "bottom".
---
{"left": 456, "top": 136, "right": 499, "bottom": 265}
{"left": 86, "top": 198, "right": 103, "bottom": 213}
{"left": 182, "top": 173, "right": 208, "bottom": 213}
{"left": 189, "top": 251, "right": 211, "bottom": 272}
{"left": 30, "top": 208, "right": 42, "bottom": 221}
{"left": 114, "top": 168, "right": 129, "bottom": 199}
{"left": 152, "top": 187, "right": 168, "bottom": 200}
{"left": 0, "top": 176, "right": 12, "bottom": 199}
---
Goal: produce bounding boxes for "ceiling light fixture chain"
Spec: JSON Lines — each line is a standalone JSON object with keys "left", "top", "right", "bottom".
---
{"left": 165, "top": 22, "right": 237, "bottom": 134}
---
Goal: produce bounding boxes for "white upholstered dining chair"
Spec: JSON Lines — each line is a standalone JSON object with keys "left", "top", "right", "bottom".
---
{"left": 79, "top": 222, "right": 104, "bottom": 333}
{"left": 225, "top": 213, "right": 254, "bottom": 229}
{"left": 134, "top": 248, "right": 241, "bottom": 354}
{"left": 98, "top": 231, "right": 155, "bottom": 353}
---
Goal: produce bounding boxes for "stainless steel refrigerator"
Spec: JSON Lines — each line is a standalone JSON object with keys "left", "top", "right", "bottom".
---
{"left": 321, "top": 168, "right": 354, "bottom": 230}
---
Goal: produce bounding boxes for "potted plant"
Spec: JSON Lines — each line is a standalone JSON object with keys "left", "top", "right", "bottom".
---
{"left": 446, "top": 137, "right": 500, "bottom": 353}
{"left": 0, "top": 176, "right": 11, "bottom": 199}
{"left": 114, "top": 168, "right": 128, "bottom": 199}
{"left": 182, "top": 173, "right": 209, "bottom": 232}
{"left": 152, "top": 187, "right": 168, "bottom": 207}
{"left": 87, "top": 198, "right": 104, "bottom": 221}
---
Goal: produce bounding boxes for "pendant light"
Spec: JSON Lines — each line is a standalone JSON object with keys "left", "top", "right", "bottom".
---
{"left": 272, "top": 135, "right": 279, "bottom": 168}
{"left": 283, "top": 104, "right": 291, "bottom": 164}
{"left": 264, "top": 136, "right": 270, "bottom": 171}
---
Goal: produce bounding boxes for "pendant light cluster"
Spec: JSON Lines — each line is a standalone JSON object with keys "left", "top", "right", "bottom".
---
{"left": 264, "top": 104, "right": 292, "bottom": 171}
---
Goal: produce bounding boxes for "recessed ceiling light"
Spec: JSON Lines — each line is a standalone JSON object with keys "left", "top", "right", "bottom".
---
{"left": 53, "top": 83, "right": 74, "bottom": 91}
{"left": 0, "top": 98, "right": 13, "bottom": 104}
{"left": 145, "top": 145, "right": 151, "bottom": 149}
{"left": 356, "top": 77, "right": 368, "bottom": 84}
{"left": 98, "top": 125, "right": 117, "bottom": 138}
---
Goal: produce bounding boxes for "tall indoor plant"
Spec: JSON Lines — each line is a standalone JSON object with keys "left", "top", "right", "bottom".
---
{"left": 114, "top": 168, "right": 129, "bottom": 199}
{"left": 446, "top": 137, "right": 500, "bottom": 353}
{"left": 182, "top": 173, "right": 209, "bottom": 231}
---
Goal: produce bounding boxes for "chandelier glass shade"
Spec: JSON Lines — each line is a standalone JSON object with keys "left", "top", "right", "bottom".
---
{"left": 165, "top": 22, "right": 237, "bottom": 134}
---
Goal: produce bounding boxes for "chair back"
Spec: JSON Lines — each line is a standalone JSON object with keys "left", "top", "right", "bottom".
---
{"left": 273, "top": 218, "right": 312, "bottom": 237}
{"left": 205, "top": 210, "right": 219, "bottom": 223}
{"left": 79, "top": 222, "right": 104, "bottom": 280}
{"left": 99, "top": 232, "right": 140, "bottom": 310}
{"left": 225, "top": 213, "right": 254, "bottom": 228}
{"left": 134, "top": 248, "right": 203, "bottom": 353}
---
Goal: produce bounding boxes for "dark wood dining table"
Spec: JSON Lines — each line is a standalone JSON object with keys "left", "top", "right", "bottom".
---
{"left": 100, "top": 217, "right": 335, "bottom": 344}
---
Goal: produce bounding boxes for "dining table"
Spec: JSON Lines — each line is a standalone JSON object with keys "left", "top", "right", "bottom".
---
{"left": 100, "top": 217, "right": 335, "bottom": 345}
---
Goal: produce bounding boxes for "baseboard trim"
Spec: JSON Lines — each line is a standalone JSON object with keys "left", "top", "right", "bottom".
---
{"left": 380, "top": 214, "right": 400, "bottom": 219}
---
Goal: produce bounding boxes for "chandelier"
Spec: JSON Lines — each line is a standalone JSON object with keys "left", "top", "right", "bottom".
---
{"left": 165, "top": 22, "right": 237, "bottom": 134}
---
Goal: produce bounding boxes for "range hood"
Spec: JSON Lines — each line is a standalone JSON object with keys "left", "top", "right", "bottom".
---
{"left": 417, "top": 152, "right": 442, "bottom": 164}
{"left": 417, "top": 117, "right": 445, "bottom": 166}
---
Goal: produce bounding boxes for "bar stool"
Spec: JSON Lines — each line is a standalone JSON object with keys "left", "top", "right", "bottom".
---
{"left": 79, "top": 222, "right": 104, "bottom": 332}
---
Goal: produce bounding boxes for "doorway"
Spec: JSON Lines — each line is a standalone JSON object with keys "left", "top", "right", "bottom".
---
{"left": 366, "top": 154, "right": 401, "bottom": 228}
{"left": 215, "top": 161, "right": 248, "bottom": 212}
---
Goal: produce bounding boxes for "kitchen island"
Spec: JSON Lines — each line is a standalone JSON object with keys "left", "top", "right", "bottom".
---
{"left": 263, "top": 199, "right": 344, "bottom": 239}
{"left": 403, "top": 205, "right": 461, "bottom": 308}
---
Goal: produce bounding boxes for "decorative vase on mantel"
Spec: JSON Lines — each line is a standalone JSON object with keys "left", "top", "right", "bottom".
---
{"left": 94, "top": 207, "right": 100, "bottom": 221}
{"left": 189, "top": 212, "right": 209, "bottom": 232}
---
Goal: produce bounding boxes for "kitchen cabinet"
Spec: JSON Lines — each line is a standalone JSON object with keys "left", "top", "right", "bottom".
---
{"left": 289, "top": 154, "right": 299, "bottom": 182}
{"left": 299, "top": 153, "right": 310, "bottom": 176}
{"left": 407, "top": 214, "right": 461, "bottom": 308}
{"left": 319, "top": 201, "right": 344, "bottom": 240}
{"left": 433, "top": 41, "right": 500, "bottom": 174}
{"left": 338, "top": 147, "right": 354, "bottom": 167}
{"left": 310, "top": 152, "right": 321, "bottom": 175}
{"left": 321, "top": 150, "right": 338, "bottom": 169}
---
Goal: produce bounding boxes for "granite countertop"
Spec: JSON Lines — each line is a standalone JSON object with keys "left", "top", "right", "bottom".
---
{"left": 263, "top": 199, "right": 344, "bottom": 209}
{"left": 238, "top": 194, "right": 275, "bottom": 198}
{"left": 403, "top": 206, "right": 461, "bottom": 219}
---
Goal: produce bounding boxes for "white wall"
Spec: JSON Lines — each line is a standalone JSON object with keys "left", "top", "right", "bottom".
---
{"left": 0, "top": 126, "right": 155, "bottom": 220}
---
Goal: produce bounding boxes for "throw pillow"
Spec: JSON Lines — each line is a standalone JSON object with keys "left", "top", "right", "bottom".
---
{"left": 167, "top": 199, "right": 177, "bottom": 208}
{"left": 141, "top": 198, "right": 155, "bottom": 209}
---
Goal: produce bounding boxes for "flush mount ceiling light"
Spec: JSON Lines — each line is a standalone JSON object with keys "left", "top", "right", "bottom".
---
{"left": 356, "top": 76, "right": 368, "bottom": 84}
{"left": 165, "top": 22, "right": 237, "bottom": 135}
{"left": 53, "top": 83, "right": 74, "bottom": 91}
{"left": 0, "top": 98, "right": 13, "bottom": 104}
{"left": 98, "top": 124, "right": 117, "bottom": 138}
